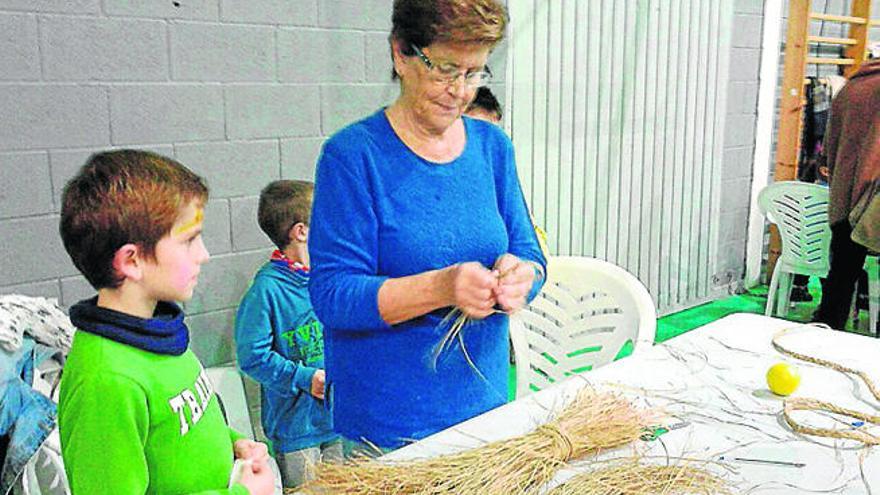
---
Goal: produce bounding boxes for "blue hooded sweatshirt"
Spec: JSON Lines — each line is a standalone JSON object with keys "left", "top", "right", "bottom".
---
{"left": 234, "top": 261, "right": 337, "bottom": 453}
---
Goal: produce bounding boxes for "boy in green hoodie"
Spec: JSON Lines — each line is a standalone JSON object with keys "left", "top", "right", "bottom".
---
{"left": 58, "top": 150, "right": 275, "bottom": 495}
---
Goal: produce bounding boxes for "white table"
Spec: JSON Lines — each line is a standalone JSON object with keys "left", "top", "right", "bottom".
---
{"left": 384, "top": 313, "right": 880, "bottom": 494}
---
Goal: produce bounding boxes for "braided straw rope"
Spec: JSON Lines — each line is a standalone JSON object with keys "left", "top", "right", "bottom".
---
{"left": 783, "top": 398, "right": 880, "bottom": 444}
{"left": 772, "top": 325, "right": 880, "bottom": 443}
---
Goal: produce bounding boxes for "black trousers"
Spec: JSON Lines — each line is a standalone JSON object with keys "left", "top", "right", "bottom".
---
{"left": 814, "top": 221, "right": 868, "bottom": 330}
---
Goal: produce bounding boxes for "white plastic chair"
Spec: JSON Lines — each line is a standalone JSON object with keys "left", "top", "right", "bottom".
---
{"left": 205, "top": 366, "right": 283, "bottom": 495}
{"left": 757, "top": 181, "right": 831, "bottom": 317}
{"left": 20, "top": 429, "right": 68, "bottom": 495}
{"left": 509, "top": 256, "right": 656, "bottom": 398}
{"left": 205, "top": 366, "right": 260, "bottom": 439}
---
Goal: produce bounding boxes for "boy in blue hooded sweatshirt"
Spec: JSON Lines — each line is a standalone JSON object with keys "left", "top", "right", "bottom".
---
{"left": 234, "top": 180, "right": 341, "bottom": 489}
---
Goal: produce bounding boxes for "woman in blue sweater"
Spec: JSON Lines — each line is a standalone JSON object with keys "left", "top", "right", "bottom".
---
{"left": 308, "top": 0, "right": 546, "bottom": 451}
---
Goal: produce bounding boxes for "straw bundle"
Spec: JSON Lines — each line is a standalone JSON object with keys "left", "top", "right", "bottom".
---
{"left": 546, "top": 458, "right": 731, "bottom": 495}
{"left": 297, "top": 387, "right": 657, "bottom": 495}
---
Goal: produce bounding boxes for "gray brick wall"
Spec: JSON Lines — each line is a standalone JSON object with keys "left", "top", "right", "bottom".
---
{"left": 716, "top": 0, "right": 766, "bottom": 284}
{"left": 0, "top": 0, "right": 474, "bottom": 372}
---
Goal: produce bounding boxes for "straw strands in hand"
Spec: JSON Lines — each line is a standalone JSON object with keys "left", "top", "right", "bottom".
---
{"left": 430, "top": 307, "right": 475, "bottom": 371}
{"left": 431, "top": 264, "right": 519, "bottom": 370}
{"left": 546, "top": 458, "right": 731, "bottom": 495}
{"left": 298, "top": 388, "right": 657, "bottom": 495}
{"left": 430, "top": 264, "right": 517, "bottom": 370}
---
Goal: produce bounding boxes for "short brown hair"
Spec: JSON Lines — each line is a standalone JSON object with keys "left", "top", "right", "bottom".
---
{"left": 390, "top": 0, "right": 508, "bottom": 77}
{"left": 258, "top": 180, "right": 314, "bottom": 250}
{"left": 59, "top": 150, "right": 208, "bottom": 290}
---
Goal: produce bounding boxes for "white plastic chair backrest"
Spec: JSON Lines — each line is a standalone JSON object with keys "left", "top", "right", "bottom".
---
{"left": 205, "top": 366, "right": 255, "bottom": 439}
{"left": 205, "top": 367, "right": 284, "bottom": 495}
{"left": 757, "top": 181, "right": 831, "bottom": 275}
{"left": 509, "top": 256, "right": 656, "bottom": 398}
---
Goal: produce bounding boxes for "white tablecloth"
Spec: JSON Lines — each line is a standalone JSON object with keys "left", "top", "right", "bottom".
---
{"left": 385, "top": 313, "right": 880, "bottom": 494}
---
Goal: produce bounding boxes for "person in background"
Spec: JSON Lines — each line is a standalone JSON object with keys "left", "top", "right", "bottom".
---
{"left": 307, "top": 0, "right": 546, "bottom": 452}
{"left": 58, "top": 150, "right": 274, "bottom": 495}
{"left": 465, "top": 86, "right": 502, "bottom": 124}
{"left": 814, "top": 56, "right": 880, "bottom": 330}
{"left": 235, "top": 180, "right": 341, "bottom": 488}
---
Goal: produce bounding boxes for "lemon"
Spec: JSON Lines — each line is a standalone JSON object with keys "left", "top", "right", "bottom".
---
{"left": 766, "top": 362, "right": 801, "bottom": 396}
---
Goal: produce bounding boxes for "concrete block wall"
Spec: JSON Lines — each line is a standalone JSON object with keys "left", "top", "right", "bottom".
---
{"left": 716, "top": 0, "right": 765, "bottom": 287}
{"left": 0, "top": 0, "right": 508, "bottom": 372}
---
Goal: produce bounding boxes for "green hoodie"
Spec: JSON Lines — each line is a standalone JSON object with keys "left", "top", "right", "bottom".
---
{"left": 59, "top": 331, "right": 250, "bottom": 494}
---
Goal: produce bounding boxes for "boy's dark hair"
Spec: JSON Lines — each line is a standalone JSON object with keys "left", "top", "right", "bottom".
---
{"left": 258, "top": 180, "right": 314, "bottom": 250}
{"left": 467, "top": 86, "right": 502, "bottom": 120}
{"left": 59, "top": 150, "right": 208, "bottom": 290}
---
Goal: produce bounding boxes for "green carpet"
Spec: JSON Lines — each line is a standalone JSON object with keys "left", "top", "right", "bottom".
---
{"left": 655, "top": 287, "right": 772, "bottom": 342}
{"left": 656, "top": 276, "right": 876, "bottom": 341}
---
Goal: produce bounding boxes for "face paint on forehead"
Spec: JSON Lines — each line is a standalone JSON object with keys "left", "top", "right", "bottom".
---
{"left": 172, "top": 208, "right": 204, "bottom": 236}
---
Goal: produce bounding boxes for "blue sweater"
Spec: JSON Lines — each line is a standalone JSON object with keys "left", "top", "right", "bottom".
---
{"left": 308, "top": 109, "right": 546, "bottom": 449}
{"left": 234, "top": 261, "right": 337, "bottom": 453}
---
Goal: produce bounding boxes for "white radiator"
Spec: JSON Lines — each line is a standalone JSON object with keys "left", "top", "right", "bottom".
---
{"left": 507, "top": 0, "right": 734, "bottom": 313}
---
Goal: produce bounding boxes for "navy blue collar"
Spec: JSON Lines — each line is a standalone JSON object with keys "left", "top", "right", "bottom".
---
{"left": 69, "top": 297, "right": 189, "bottom": 356}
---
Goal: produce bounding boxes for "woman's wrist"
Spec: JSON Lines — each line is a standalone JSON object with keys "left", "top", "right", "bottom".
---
{"left": 435, "top": 264, "right": 459, "bottom": 307}
{"left": 525, "top": 260, "right": 545, "bottom": 284}
{"left": 378, "top": 266, "right": 458, "bottom": 325}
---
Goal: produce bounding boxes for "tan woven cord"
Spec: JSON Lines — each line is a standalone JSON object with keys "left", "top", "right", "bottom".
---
{"left": 783, "top": 398, "right": 880, "bottom": 444}
{"left": 772, "top": 325, "right": 880, "bottom": 444}
{"left": 772, "top": 326, "right": 880, "bottom": 402}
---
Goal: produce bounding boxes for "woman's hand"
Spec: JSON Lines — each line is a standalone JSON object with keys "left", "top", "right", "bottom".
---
{"left": 447, "top": 262, "right": 499, "bottom": 319}
{"left": 492, "top": 254, "right": 536, "bottom": 313}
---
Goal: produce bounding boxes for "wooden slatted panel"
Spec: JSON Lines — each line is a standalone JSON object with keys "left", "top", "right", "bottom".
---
{"left": 507, "top": 0, "right": 733, "bottom": 313}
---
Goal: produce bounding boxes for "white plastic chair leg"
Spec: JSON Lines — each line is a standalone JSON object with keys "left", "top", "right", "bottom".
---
{"left": 867, "top": 256, "right": 879, "bottom": 335}
{"left": 776, "top": 271, "right": 793, "bottom": 317}
{"left": 766, "top": 263, "right": 781, "bottom": 317}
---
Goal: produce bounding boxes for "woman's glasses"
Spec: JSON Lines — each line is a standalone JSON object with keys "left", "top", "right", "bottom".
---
{"left": 410, "top": 44, "right": 493, "bottom": 89}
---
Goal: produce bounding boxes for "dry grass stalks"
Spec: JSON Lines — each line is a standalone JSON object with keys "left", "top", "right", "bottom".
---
{"left": 297, "top": 388, "right": 657, "bottom": 495}
{"left": 430, "top": 307, "right": 474, "bottom": 370}
{"left": 546, "top": 458, "right": 731, "bottom": 495}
